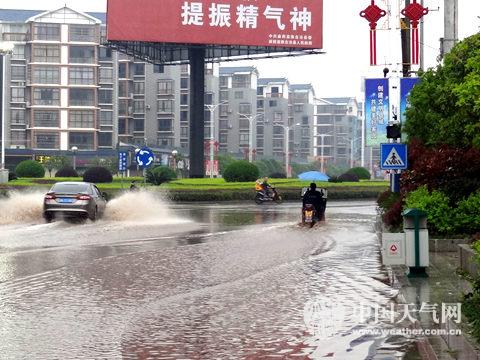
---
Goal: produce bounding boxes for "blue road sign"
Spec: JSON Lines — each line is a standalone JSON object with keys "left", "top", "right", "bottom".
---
{"left": 136, "top": 147, "right": 155, "bottom": 168}
{"left": 118, "top": 151, "right": 127, "bottom": 172}
{"left": 381, "top": 143, "right": 408, "bottom": 170}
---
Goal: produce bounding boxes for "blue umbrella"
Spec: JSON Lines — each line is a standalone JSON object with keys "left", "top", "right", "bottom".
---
{"left": 298, "top": 171, "right": 330, "bottom": 181}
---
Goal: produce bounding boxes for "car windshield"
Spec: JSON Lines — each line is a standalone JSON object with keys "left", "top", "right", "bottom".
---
{"left": 50, "top": 183, "right": 89, "bottom": 194}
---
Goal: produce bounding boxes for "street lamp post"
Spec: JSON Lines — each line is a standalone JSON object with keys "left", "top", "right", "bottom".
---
{"left": 71, "top": 146, "right": 78, "bottom": 170}
{"left": 238, "top": 113, "right": 263, "bottom": 163}
{"left": 172, "top": 149, "right": 178, "bottom": 171}
{"left": 0, "top": 41, "right": 14, "bottom": 183}
{"left": 278, "top": 122, "right": 300, "bottom": 178}
{"left": 205, "top": 101, "right": 227, "bottom": 178}
{"left": 318, "top": 133, "right": 333, "bottom": 174}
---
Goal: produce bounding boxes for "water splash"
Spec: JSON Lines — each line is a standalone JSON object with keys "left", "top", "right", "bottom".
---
{"left": 103, "top": 190, "right": 187, "bottom": 225}
{"left": 0, "top": 191, "right": 45, "bottom": 224}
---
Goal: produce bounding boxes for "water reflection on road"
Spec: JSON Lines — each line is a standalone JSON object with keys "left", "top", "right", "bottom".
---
{"left": 0, "top": 198, "right": 411, "bottom": 359}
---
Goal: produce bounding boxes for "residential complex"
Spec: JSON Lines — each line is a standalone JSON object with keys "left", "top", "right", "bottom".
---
{"left": 0, "top": 6, "right": 367, "bottom": 173}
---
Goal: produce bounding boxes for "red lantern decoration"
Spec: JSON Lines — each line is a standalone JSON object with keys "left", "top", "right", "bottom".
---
{"left": 401, "top": 0, "right": 428, "bottom": 65}
{"left": 360, "top": 1, "right": 387, "bottom": 66}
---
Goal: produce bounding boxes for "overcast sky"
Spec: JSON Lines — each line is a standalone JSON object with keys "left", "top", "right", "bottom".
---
{"left": 1, "top": 0, "right": 479, "bottom": 99}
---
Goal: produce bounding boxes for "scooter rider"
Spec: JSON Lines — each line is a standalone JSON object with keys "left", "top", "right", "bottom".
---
{"left": 302, "top": 183, "right": 324, "bottom": 220}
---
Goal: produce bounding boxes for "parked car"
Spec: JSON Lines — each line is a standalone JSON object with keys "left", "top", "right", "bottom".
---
{"left": 43, "top": 182, "right": 107, "bottom": 222}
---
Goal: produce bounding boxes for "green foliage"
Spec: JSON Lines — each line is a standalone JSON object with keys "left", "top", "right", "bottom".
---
{"left": 404, "top": 185, "right": 455, "bottom": 235}
{"left": 291, "top": 162, "right": 318, "bottom": 177}
{"left": 339, "top": 172, "right": 359, "bottom": 182}
{"left": 55, "top": 166, "right": 79, "bottom": 178}
{"left": 254, "top": 158, "right": 284, "bottom": 177}
{"left": 223, "top": 160, "right": 259, "bottom": 182}
{"left": 216, "top": 153, "right": 237, "bottom": 176}
{"left": 347, "top": 167, "right": 371, "bottom": 180}
{"left": 326, "top": 164, "right": 349, "bottom": 178}
{"left": 463, "top": 240, "right": 480, "bottom": 342}
{"left": 146, "top": 166, "right": 177, "bottom": 185}
{"left": 15, "top": 160, "right": 45, "bottom": 178}
{"left": 456, "top": 191, "right": 480, "bottom": 234}
{"left": 83, "top": 166, "right": 113, "bottom": 183}
{"left": 404, "top": 33, "right": 480, "bottom": 148}
{"left": 8, "top": 172, "right": 17, "bottom": 181}
{"left": 44, "top": 156, "right": 71, "bottom": 177}
{"left": 90, "top": 157, "right": 118, "bottom": 174}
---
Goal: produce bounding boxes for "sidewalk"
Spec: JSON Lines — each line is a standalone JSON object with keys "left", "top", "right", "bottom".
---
{"left": 391, "top": 251, "right": 480, "bottom": 360}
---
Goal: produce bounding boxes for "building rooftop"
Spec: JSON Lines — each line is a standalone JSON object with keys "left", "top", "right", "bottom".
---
{"left": 290, "top": 84, "right": 313, "bottom": 91}
{"left": 257, "top": 78, "right": 288, "bottom": 86}
{"left": 219, "top": 66, "right": 257, "bottom": 75}
{"left": 321, "top": 97, "right": 355, "bottom": 105}
{"left": 0, "top": 8, "right": 106, "bottom": 23}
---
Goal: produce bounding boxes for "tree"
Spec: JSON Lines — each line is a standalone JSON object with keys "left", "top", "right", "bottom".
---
{"left": 404, "top": 33, "right": 480, "bottom": 148}
{"left": 216, "top": 153, "right": 237, "bottom": 176}
{"left": 254, "top": 158, "right": 283, "bottom": 177}
{"left": 44, "top": 156, "right": 71, "bottom": 177}
{"left": 90, "top": 157, "right": 118, "bottom": 174}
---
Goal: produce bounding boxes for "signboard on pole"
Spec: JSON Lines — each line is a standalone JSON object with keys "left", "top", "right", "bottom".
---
{"left": 118, "top": 151, "right": 127, "bottom": 172}
{"left": 107, "top": 0, "right": 323, "bottom": 49}
{"left": 380, "top": 143, "right": 408, "bottom": 170}
{"left": 135, "top": 147, "right": 155, "bottom": 168}
{"left": 400, "top": 77, "right": 420, "bottom": 123}
{"left": 365, "top": 78, "right": 389, "bottom": 146}
{"left": 205, "top": 160, "right": 219, "bottom": 176}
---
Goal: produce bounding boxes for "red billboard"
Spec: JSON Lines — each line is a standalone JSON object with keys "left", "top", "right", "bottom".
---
{"left": 107, "top": 0, "right": 323, "bottom": 49}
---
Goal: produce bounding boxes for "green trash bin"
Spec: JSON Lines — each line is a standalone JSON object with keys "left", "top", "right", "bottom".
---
{"left": 402, "top": 208, "right": 429, "bottom": 277}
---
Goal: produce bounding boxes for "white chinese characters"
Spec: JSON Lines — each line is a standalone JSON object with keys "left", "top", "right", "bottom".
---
{"left": 181, "top": 1, "right": 313, "bottom": 31}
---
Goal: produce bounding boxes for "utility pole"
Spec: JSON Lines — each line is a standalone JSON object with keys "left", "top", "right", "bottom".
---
{"left": 401, "top": 0, "right": 411, "bottom": 78}
{"left": 440, "top": 0, "right": 458, "bottom": 58}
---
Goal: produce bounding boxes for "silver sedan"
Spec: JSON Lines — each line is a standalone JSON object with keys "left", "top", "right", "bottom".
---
{"left": 43, "top": 182, "right": 107, "bottom": 222}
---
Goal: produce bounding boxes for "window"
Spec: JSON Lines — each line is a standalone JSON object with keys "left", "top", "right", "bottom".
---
{"left": 238, "top": 103, "right": 251, "bottom": 115}
{"left": 271, "top": 86, "right": 279, "bottom": 94}
{"left": 98, "top": 132, "right": 112, "bottom": 147}
{"left": 99, "top": 47, "right": 112, "bottom": 61}
{"left": 134, "top": 63, "right": 145, "bottom": 76}
{"left": 269, "top": 100, "right": 277, "bottom": 107}
{"left": 219, "top": 119, "right": 228, "bottom": 130}
{"left": 273, "top": 139, "right": 284, "bottom": 148}
{"left": 219, "top": 133, "right": 227, "bottom": 143}
{"left": 69, "top": 46, "right": 95, "bottom": 64}
{"left": 180, "top": 94, "right": 188, "bottom": 105}
{"left": 157, "top": 100, "right": 174, "bottom": 113}
{"left": 69, "top": 25, "right": 96, "bottom": 42}
{"left": 118, "top": 118, "right": 126, "bottom": 134}
{"left": 33, "top": 45, "right": 60, "bottom": 62}
{"left": 219, "top": 76, "right": 228, "bottom": 87}
{"left": 157, "top": 80, "right": 174, "bottom": 95}
{"left": 301, "top": 141, "right": 310, "bottom": 148}
{"left": 180, "top": 110, "right": 188, "bottom": 122}
{"left": 157, "top": 136, "right": 173, "bottom": 147}
{"left": 180, "top": 126, "right": 188, "bottom": 137}
{"left": 33, "top": 88, "right": 60, "bottom": 106}
{"left": 219, "top": 90, "right": 228, "bottom": 101}
{"left": 118, "top": 99, "right": 130, "bottom": 116}
{"left": 239, "top": 133, "right": 249, "bottom": 145}
{"left": 34, "top": 23, "right": 60, "bottom": 41}
{"left": 257, "top": 139, "right": 264, "bottom": 148}
{"left": 239, "top": 119, "right": 249, "bottom": 129}
{"left": 302, "top": 116, "right": 309, "bottom": 125}
{"left": 69, "top": 132, "right": 94, "bottom": 150}
{"left": 180, "top": 78, "right": 189, "bottom": 89}
{"left": 134, "top": 82, "right": 145, "bottom": 95}
{"left": 134, "top": 119, "right": 144, "bottom": 132}
{"left": 257, "top": 99, "right": 264, "bottom": 109}
{"left": 69, "top": 110, "right": 94, "bottom": 128}
{"left": 118, "top": 81, "right": 129, "bottom": 98}
{"left": 273, "top": 126, "right": 284, "bottom": 135}
{"left": 69, "top": 67, "right": 94, "bottom": 85}
{"left": 134, "top": 100, "right": 145, "bottom": 113}
{"left": 11, "top": 109, "right": 25, "bottom": 125}
{"left": 11, "top": 88, "right": 25, "bottom": 103}
{"left": 99, "top": 68, "right": 113, "bottom": 83}
{"left": 219, "top": 104, "right": 229, "bottom": 116}
{"left": 98, "top": 89, "right": 113, "bottom": 104}
{"left": 33, "top": 66, "right": 59, "bottom": 84}
{"left": 257, "top": 87, "right": 264, "bottom": 95}
{"left": 294, "top": 104, "right": 304, "bottom": 112}
{"left": 232, "top": 74, "right": 249, "bottom": 88}
{"left": 158, "top": 119, "right": 173, "bottom": 131}
{"left": 234, "top": 91, "right": 243, "bottom": 99}
{"left": 12, "top": 45, "right": 25, "bottom": 60}
{"left": 118, "top": 63, "right": 127, "bottom": 78}
{"left": 274, "top": 112, "right": 283, "bottom": 122}
{"left": 11, "top": 131, "right": 26, "bottom": 145}
{"left": 205, "top": 93, "right": 213, "bottom": 105}
{"left": 34, "top": 110, "right": 59, "bottom": 127}
{"left": 35, "top": 132, "right": 59, "bottom": 149}
{"left": 69, "top": 88, "right": 95, "bottom": 106}
{"left": 11, "top": 66, "right": 25, "bottom": 81}
{"left": 256, "top": 125, "right": 264, "bottom": 135}
{"left": 302, "top": 128, "right": 309, "bottom": 137}
{"left": 153, "top": 64, "right": 164, "bottom": 73}
{"left": 99, "top": 111, "right": 113, "bottom": 126}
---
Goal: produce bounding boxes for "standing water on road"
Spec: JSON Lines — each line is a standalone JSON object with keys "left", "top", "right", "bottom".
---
{"left": 0, "top": 199, "right": 413, "bottom": 359}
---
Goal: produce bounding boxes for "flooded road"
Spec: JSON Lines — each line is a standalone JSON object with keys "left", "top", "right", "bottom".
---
{"left": 0, "top": 192, "right": 411, "bottom": 359}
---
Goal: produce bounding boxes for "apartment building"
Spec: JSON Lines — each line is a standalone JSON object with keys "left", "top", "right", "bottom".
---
{"left": 314, "top": 97, "right": 363, "bottom": 168}
{"left": 289, "top": 84, "right": 315, "bottom": 161}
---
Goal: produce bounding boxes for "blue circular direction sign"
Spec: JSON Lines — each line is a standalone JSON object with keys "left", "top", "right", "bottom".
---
{"left": 136, "top": 147, "right": 155, "bottom": 168}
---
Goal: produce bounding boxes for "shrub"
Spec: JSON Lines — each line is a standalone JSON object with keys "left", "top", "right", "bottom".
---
{"left": 404, "top": 185, "right": 455, "bottom": 235}
{"left": 383, "top": 199, "right": 403, "bottom": 231}
{"left": 338, "top": 172, "right": 359, "bottom": 182}
{"left": 15, "top": 160, "right": 45, "bottom": 178}
{"left": 269, "top": 172, "right": 286, "bottom": 178}
{"left": 377, "top": 190, "right": 401, "bottom": 214}
{"left": 146, "top": 166, "right": 177, "bottom": 185}
{"left": 8, "top": 172, "right": 17, "bottom": 181}
{"left": 83, "top": 166, "right": 113, "bottom": 183}
{"left": 328, "top": 176, "right": 343, "bottom": 183}
{"left": 348, "top": 167, "right": 371, "bottom": 180}
{"left": 56, "top": 166, "right": 79, "bottom": 178}
{"left": 223, "top": 160, "right": 259, "bottom": 182}
{"left": 463, "top": 240, "right": 480, "bottom": 342}
{"left": 456, "top": 191, "right": 480, "bottom": 234}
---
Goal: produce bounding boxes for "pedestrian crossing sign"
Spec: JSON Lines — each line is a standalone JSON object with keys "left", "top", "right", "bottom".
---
{"left": 380, "top": 143, "right": 408, "bottom": 170}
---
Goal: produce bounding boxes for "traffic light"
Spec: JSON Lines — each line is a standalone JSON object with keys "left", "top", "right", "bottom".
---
{"left": 386, "top": 124, "right": 401, "bottom": 139}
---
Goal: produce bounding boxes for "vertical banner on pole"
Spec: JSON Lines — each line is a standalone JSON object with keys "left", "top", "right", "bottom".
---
{"left": 365, "top": 78, "right": 390, "bottom": 146}
{"left": 399, "top": 77, "right": 420, "bottom": 123}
